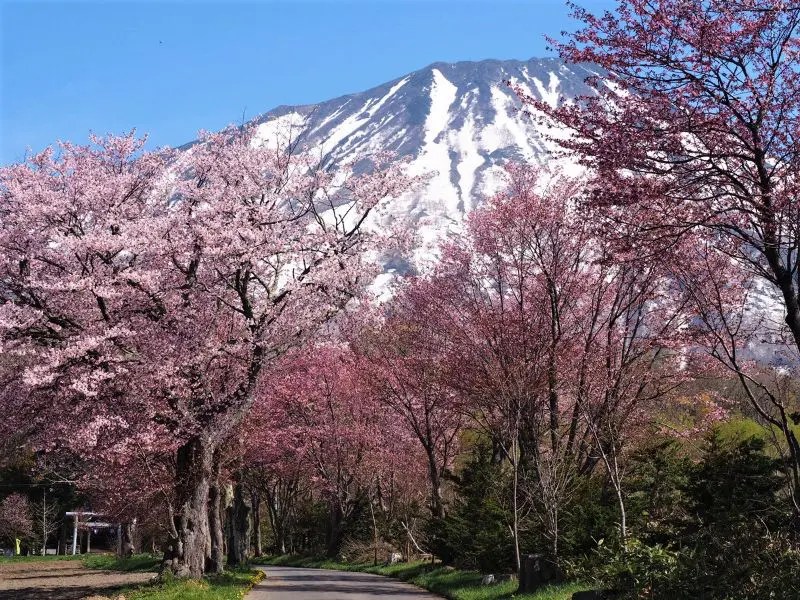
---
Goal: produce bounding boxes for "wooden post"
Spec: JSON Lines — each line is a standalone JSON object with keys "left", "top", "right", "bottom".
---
{"left": 86, "top": 527, "right": 91, "bottom": 554}
{"left": 518, "top": 554, "right": 560, "bottom": 594}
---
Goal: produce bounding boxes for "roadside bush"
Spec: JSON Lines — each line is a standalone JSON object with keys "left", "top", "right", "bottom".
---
{"left": 575, "top": 534, "right": 679, "bottom": 598}
{"left": 665, "top": 432, "right": 797, "bottom": 599}
{"left": 426, "top": 447, "right": 514, "bottom": 573}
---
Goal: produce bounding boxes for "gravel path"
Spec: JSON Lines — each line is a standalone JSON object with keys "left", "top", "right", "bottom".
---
{"left": 0, "top": 559, "right": 155, "bottom": 600}
{"left": 250, "top": 566, "right": 441, "bottom": 599}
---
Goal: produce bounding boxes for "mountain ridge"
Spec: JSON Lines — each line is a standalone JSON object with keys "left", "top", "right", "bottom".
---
{"left": 188, "top": 57, "right": 599, "bottom": 268}
{"left": 256, "top": 56, "right": 580, "bottom": 117}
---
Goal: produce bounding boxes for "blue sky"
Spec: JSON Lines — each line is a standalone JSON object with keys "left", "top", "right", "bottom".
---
{"left": 0, "top": 0, "right": 616, "bottom": 164}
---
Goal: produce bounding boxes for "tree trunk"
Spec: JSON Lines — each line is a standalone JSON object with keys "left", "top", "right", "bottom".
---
{"left": 251, "top": 490, "right": 263, "bottom": 557}
{"left": 326, "top": 504, "right": 344, "bottom": 558}
{"left": 547, "top": 281, "right": 561, "bottom": 454}
{"left": 265, "top": 485, "right": 287, "bottom": 554}
{"left": 40, "top": 489, "right": 47, "bottom": 555}
{"left": 163, "top": 436, "right": 214, "bottom": 578}
{"left": 491, "top": 437, "right": 505, "bottom": 465}
{"left": 369, "top": 496, "right": 379, "bottom": 566}
{"left": 207, "top": 467, "right": 224, "bottom": 574}
{"left": 596, "top": 432, "right": 628, "bottom": 548}
{"left": 511, "top": 434, "right": 521, "bottom": 574}
{"left": 58, "top": 519, "right": 68, "bottom": 555}
{"left": 551, "top": 506, "right": 559, "bottom": 561}
{"left": 226, "top": 480, "right": 252, "bottom": 567}
{"left": 118, "top": 522, "right": 136, "bottom": 558}
{"left": 425, "top": 447, "right": 445, "bottom": 519}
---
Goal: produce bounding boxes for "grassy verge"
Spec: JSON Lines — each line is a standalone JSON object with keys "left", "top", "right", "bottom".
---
{"left": 122, "top": 569, "right": 265, "bottom": 600}
{"left": 0, "top": 552, "right": 160, "bottom": 570}
{"left": 84, "top": 552, "right": 162, "bottom": 572}
{"left": 0, "top": 553, "right": 82, "bottom": 564}
{"left": 254, "top": 555, "right": 588, "bottom": 600}
{"left": 86, "top": 554, "right": 265, "bottom": 599}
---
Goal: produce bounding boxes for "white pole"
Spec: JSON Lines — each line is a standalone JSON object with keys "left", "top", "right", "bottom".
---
{"left": 72, "top": 514, "right": 78, "bottom": 555}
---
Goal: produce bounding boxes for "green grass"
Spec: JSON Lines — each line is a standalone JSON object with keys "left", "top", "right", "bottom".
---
{"left": 0, "top": 551, "right": 160, "bottom": 571}
{"left": 83, "top": 552, "right": 162, "bottom": 572}
{"left": 0, "top": 553, "right": 82, "bottom": 564}
{"left": 254, "top": 555, "right": 588, "bottom": 600}
{"left": 85, "top": 554, "right": 264, "bottom": 599}
{"left": 122, "top": 569, "right": 264, "bottom": 600}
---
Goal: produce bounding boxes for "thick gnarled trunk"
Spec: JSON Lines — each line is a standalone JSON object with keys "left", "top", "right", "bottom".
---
{"left": 207, "top": 457, "right": 225, "bottom": 575}
{"left": 118, "top": 522, "right": 136, "bottom": 557}
{"left": 163, "top": 436, "right": 214, "bottom": 578}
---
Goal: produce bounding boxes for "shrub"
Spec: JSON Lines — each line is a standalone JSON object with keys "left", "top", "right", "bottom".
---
{"left": 426, "top": 447, "right": 514, "bottom": 573}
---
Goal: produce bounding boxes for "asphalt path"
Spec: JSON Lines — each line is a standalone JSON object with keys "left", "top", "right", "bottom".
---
{"left": 249, "top": 566, "right": 442, "bottom": 599}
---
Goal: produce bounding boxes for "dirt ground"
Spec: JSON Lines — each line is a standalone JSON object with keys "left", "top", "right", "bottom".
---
{"left": 0, "top": 559, "right": 155, "bottom": 600}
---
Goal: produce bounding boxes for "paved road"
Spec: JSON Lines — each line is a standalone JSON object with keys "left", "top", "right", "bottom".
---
{"left": 250, "top": 566, "right": 442, "bottom": 599}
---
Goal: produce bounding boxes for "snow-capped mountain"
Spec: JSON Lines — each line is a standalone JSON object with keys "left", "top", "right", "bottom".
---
{"left": 241, "top": 58, "right": 598, "bottom": 269}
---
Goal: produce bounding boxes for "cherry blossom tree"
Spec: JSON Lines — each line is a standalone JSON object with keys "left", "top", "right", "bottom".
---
{"left": 256, "top": 344, "right": 423, "bottom": 557}
{"left": 570, "top": 256, "right": 687, "bottom": 544}
{"left": 522, "top": 0, "right": 800, "bottom": 524}
{"left": 241, "top": 387, "right": 309, "bottom": 556}
{"left": 0, "top": 493, "right": 33, "bottom": 547}
{"left": 352, "top": 304, "right": 464, "bottom": 519}
{"left": 30, "top": 489, "right": 61, "bottom": 556}
{"left": 404, "top": 165, "right": 684, "bottom": 563}
{"left": 671, "top": 236, "right": 800, "bottom": 516}
{"left": 0, "top": 126, "right": 412, "bottom": 576}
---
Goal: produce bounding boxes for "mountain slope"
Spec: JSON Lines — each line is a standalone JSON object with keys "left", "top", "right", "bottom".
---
{"left": 247, "top": 58, "right": 597, "bottom": 266}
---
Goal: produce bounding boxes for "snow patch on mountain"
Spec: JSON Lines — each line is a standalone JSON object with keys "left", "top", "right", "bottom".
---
{"left": 238, "top": 58, "right": 601, "bottom": 268}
